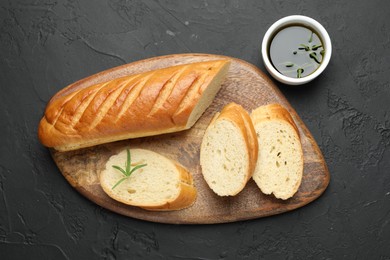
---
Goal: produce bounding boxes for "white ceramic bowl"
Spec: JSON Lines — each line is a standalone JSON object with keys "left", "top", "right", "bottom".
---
{"left": 261, "top": 15, "right": 332, "bottom": 85}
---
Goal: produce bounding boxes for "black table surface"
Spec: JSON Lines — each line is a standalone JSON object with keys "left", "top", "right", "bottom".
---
{"left": 1, "top": 0, "right": 389, "bottom": 259}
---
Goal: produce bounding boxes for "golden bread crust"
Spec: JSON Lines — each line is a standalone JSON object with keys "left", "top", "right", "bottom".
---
{"left": 38, "top": 60, "right": 230, "bottom": 151}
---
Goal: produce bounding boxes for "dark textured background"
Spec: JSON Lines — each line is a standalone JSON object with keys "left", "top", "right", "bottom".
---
{"left": 1, "top": 0, "right": 389, "bottom": 259}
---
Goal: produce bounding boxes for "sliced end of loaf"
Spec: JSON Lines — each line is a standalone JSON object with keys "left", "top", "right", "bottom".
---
{"left": 251, "top": 104, "right": 303, "bottom": 200}
{"left": 200, "top": 103, "right": 258, "bottom": 196}
{"left": 185, "top": 60, "right": 230, "bottom": 128}
{"left": 99, "top": 149, "right": 196, "bottom": 211}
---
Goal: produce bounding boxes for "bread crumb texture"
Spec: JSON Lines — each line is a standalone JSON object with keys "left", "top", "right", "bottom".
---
{"left": 201, "top": 119, "right": 249, "bottom": 196}
{"left": 251, "top": 104, "right": 303, "bottom": 200}
{"left": 100, "top": 148, "right": 196, "bottom": 210}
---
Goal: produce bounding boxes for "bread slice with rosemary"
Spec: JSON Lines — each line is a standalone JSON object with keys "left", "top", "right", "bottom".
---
{"left": 200, "top": 103, "right": 258, "bottom": 196}
{"left": 251, "top": 104, "right": 303, "bottom": 200}
{"left": 99, "top": 148, "right": 197, "bottom": 211}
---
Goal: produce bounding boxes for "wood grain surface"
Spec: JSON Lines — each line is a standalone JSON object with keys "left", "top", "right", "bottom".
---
{"left": 50, "top": 54, "right": 330, "bottom": 224}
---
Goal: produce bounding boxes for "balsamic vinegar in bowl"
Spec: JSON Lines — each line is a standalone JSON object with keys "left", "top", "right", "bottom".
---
{"left": 268, "top": 25, "right": 324, "bottom": 79}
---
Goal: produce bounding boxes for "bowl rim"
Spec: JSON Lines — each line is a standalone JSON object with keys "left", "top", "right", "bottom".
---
{"left": 261, "top": 15, "right": 332, "bottom": 85}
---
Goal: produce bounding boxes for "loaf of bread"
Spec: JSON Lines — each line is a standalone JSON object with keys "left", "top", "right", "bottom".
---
{"left": 251, "top": 104, "right": 303, "bottom": 200}
{"left": 99, "top": 148, "right": 197, "bottom": 211}
{"left": 38, "top": 60, "right": 230, "bottom": 151}
{"left": 200, "top": 103, "right": 258, "bottom": 196}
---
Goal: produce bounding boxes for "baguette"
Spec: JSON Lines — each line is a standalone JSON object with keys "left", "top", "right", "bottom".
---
{"left": 251, "top": 104, "right": 303, "bottom": 200}
{"left": 99, "top": 148, "right": 197, "bottom": 211}
{"left": 38, "top": 60, "right": 230, "bottom": 151}
{"left": 200, "top": 103, "right": 258, "bottom": 196}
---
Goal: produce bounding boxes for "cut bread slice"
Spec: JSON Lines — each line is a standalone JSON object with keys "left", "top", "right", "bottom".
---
{"left": 200, "top": 103, "right": 258, "bottom": 196}
{"left": 251, "top": 104, "right": 303, "bottom": 200}
{"left": 99, "top": 148, "right": 197, "bottom": 211}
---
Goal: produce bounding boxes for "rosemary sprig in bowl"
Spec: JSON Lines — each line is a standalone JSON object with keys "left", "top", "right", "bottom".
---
{"left": 111, "top": 149, "right": 147, "bottom": 189}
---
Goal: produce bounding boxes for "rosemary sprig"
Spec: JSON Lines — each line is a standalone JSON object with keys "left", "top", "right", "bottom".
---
{"left": 309, "top": 52, "right": 321, "bottom": 64}
{"left": 111, "top": 149, "right": 147, "bottom": 190}
{"left": 311, "top": 44, "right": 322, "bottom": 51}
{"left": 298, "top": 44, "right": 310, "bottom": 51}
{"left": 297, "top": 68, "right": 304, "bottom": 78}
{"left": 279, "top": 29, "right": 324, "bottom": 78}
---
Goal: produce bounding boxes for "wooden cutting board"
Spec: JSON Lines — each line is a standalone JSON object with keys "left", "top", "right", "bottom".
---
{"left": 51, "top": 54, "right": 330, "bottom": 224}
